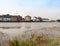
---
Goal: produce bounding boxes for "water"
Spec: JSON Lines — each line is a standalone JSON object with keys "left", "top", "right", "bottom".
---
{"left": 0, "top": 22, "right": 60, "bottom": 37}
{"left": 0, "top": 22, "right": 60, "bottom": 46}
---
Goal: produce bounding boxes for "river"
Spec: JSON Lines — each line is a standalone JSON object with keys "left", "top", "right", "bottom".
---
{"left": 0, "top": 22, "right": 60, "bottom": 37}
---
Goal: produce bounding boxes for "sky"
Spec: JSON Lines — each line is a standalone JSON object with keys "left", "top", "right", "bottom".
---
{"left": 0, "top": 0, "right": 60, "bottom": 20}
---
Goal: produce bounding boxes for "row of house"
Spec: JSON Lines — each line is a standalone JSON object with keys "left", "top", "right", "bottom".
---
{"left": 0, "top": 14, "right": 22, "bottom": 22}
{"left": 0, "top": 14, "right": 50, "bottom": 22}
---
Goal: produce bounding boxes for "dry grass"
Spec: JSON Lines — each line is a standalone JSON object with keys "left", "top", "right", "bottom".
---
{"left": 8, "top": 33, "right": 52, "bottom": 46}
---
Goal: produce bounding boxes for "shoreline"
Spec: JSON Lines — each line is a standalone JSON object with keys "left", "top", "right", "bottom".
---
{"left": 0, "top": 21, "right": 59, "bottom": 23}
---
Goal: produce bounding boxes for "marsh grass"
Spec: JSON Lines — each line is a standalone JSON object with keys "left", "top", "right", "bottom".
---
{"left": 8, "top": 33, "right": 53, "bottom": 46}
{"left": 48, "top": 37, "right": 60, "bottom": 46}
{"left": 0, "top": 31, "right": 60, "bottom": 46}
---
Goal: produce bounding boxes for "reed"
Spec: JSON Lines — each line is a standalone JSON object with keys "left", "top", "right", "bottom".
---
{"left": 8, "top": 34, "right": 53, "bottom": 46}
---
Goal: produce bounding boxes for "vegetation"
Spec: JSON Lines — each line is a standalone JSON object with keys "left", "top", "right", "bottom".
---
{"left": 57, "top": 19, "right": 60, "bottom": 22}
{"left": 7, "top": 33, "right": 60, "bottom": 46}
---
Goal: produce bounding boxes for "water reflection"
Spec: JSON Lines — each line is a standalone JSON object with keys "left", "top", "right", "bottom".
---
{"left": 0, "top": 22, "right": 60, "bottom": 36}
{"left": 0, "top": 26, "right": 21, "bottom": 29}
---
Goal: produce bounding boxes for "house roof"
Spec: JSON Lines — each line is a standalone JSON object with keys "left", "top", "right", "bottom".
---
{"left": 25, "top": 15, "right": 31, "bottom": 18}
{"left": 0, "top": 14, "right": 22, "bottom": 18}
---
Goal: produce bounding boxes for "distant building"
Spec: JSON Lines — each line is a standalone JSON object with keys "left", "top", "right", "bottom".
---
{"left": 0, "top": 14, "right": 50, "bottom": 22}
{"left": 22, "top": 18, "right": 25, "bottom": 21}
{"left": 17, "top": 15, "right": 22, "bottom": 21}
{"left": 38, "top": 17, "right": 42, "bottom": 22}
{"left": 33, "top": 17, "right": 38, "bottom": 21}
{"left": 0, "top": 14, "right": 23, "bottom": 22}
{"left": 11, "top": 15, "right": 22, "bottom": 22}
{"left": 42, "top": 18, "right": 49, "bottom": 22}
{"left": 11, "top": 16, "right": 17, "bottom": 22}
{"left": 2, "top": 14, "right": 11, "bottom": 21}
{"left": 25, "top": 15, "right": 31, "bottom": 21}
{"left": 33, "top": 17, "right": 42, "bottom": 22}
{"left": 0, "top": 16, "right": 2, "bottom": 21}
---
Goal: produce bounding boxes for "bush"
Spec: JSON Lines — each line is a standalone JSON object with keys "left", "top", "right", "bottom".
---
{"left": 57, "top": 20, "right": 60, "bottom": 22}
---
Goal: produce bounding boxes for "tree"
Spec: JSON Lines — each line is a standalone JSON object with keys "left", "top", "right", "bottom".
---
{"left": 57, "top": 19, "right": 60, "bottom": 22}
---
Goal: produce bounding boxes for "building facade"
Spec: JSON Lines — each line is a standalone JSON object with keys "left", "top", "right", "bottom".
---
{"left": 25, "top": 15, "right": 31, "bottom": 21}
{"left": 0, "top": 16, "right": 2, "bottom": 21}
{"left": 42, "top": 18, "right": 49, "bottom": 22}
{"left": 17, "top": 15, "right": 22, "bottom": 21}
{"left": 0, "top": 14, "right": 23, "bottom": 22}
{"left": 2, "top": 14, "right": 11, "bottom": 21}
{"left": 33, "top": 17, "right": 42, "bottom": 22}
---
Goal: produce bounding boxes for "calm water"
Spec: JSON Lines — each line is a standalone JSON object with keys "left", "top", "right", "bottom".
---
{"left": 0, "top": 22, "right": 60, "bottom": 37}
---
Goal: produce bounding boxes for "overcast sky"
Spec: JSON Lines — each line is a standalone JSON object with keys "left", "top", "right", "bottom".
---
{"left": 0, "top": 0, "right": 60, "bottom": 20}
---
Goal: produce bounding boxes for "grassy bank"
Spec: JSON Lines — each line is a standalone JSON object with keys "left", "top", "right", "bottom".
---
{"left": 7, "top": 34, "right": 60, "bottom": 46}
